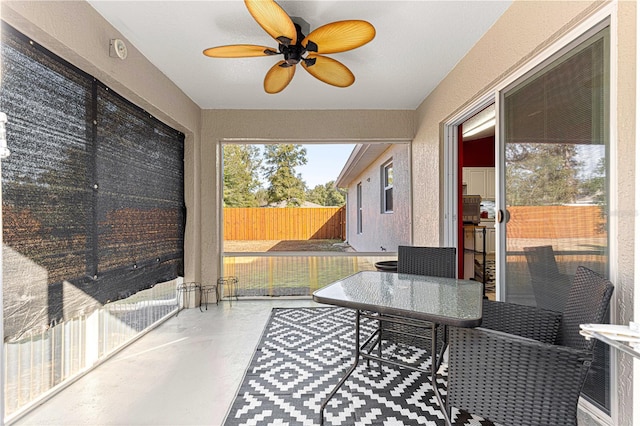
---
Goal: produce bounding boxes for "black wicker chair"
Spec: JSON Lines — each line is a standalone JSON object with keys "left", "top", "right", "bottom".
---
{"left": 376, "top": 246, "right": 456, "bottom": 366}
{"left": 523, "top": 245, "right": 573, "bottom": 312}
{"left": 397, "top": 245, "right": 457, "bottom": 277}
{"left": 448, "top": 265, "right": 614, "bottom": 426}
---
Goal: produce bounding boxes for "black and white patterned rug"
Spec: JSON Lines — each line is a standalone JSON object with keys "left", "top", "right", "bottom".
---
{"left": 224, "top": 307, "right": 493, "bottom": 426}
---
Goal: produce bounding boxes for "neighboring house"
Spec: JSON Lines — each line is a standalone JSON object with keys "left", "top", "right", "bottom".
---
{"left": 335, "top": 144, "right": 410, "bottom": 252}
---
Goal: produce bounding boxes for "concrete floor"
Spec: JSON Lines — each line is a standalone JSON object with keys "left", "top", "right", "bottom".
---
{"left": 12, "top": 299, "right": 321, "bottom": 426}
{"left": 10, "top": 298, "right": 605, "bottom": 426}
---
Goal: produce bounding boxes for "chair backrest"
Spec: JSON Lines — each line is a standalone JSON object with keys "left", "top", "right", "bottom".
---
{"left": 524, "top": 245, "right": 572, "bottom": 312}
{"left": 397, "top": 246, "right": 456, "bottom": 278}
{"left": 523, "top": 245, "right": 561, "bottom": 278}
{"left": 556, "top": 266, "right": 614, "bottom": 351}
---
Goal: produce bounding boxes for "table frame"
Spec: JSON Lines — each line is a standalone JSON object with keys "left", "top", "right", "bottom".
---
{"left": 313, "top": 271, "right": 483, "bottom": 426}
{"left": 319, "top": 310, "right": 449, "bottom": 425}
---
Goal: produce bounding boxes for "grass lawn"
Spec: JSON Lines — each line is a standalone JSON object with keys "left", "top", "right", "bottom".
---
{"left": 224, "top": 239, "right": 352, "bottom": 252}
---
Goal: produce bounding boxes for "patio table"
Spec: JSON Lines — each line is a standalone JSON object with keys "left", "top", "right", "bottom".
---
{"left": 312, "top": 270, "right": 483, "bottom": 426}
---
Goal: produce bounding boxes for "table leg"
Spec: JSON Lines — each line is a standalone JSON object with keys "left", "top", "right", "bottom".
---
{"left": 431, "top": 323, "right": 451, "bottom": 426}
{"left": 320, "top": 309, "right": 362, "bottom": 425}
{"left": 376, "top": 318, "right": 382, "bottom": 372}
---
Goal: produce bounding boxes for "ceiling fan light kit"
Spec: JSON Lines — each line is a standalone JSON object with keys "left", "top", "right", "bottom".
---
{"left": 203, "top": 0, "right": 375, "bottom": 94}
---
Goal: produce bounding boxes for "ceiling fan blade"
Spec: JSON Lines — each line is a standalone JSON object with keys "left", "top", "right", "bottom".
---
{"left": 303, "top": 20, "right": 375, "bottom": 54}
{"left": 245, "top": 0, "right": 297, "bottom": 46}
{"left": 302, "top": 54, "right": 355, "bottom": 88}
{"left": 264, "top": 61, "right": 296, "bottom": 94}
{"left": 203, "top": 44, "right": 278, "bottom": 58}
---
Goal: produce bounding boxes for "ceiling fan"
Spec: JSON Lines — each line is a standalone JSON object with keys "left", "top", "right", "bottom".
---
{"left": 203, "top": 0, "right": 376, "bottom": 94}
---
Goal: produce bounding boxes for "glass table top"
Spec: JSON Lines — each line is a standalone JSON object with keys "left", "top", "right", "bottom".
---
{"left": 313, "top": 271, "right": 483, "bottom": 327}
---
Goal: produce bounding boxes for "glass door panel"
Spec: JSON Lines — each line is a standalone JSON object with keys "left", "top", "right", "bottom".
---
{"left": 501, "top": 27, "right": 610, "bottom": 412}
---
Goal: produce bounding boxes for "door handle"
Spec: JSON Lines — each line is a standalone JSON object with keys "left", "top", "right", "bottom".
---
{"left": 497, "top": 209, "right": 510, "bottom": 223}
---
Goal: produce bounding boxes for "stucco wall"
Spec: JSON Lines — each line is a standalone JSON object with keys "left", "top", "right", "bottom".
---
{"left": 1, "top": 0, "right": 203, "bottom": 283}
{"left": 343, "top": 144, "right": 411, "bottom": 252}
{"left": 1, "top": 0, "right": 637, "bottom": 423}
{"left": 412, "top": 0, "right": 635, "bottom": 423}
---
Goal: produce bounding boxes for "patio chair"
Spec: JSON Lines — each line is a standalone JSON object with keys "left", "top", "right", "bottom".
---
{"left": 524, "top": 245, "right": 573, "bottom": 312}
{"left": 397, "top": 245, "right": 456, "bottom": 277}
{"left": 448, "top": 265, "right": 614, "bottom": 426}
{"left": 378, "top": 246, "right": 456, "bottom": 366}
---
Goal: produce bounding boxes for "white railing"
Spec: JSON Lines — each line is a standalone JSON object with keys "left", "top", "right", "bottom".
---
{"left": 4, "top": 279, "right": 180, "bottom": 421}
{"left": 4, "top": 254, "right": 399, "bottom": 420}
{"left": 222, "top": 253, "right": 397, "bottom": 298}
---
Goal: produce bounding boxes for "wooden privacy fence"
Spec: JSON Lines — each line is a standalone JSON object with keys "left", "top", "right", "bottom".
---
{"left": 224, "top": 207, "right": 346, "bottom": 240}
{"left": 507, "top": 205, "right": 606, "bottom": 239}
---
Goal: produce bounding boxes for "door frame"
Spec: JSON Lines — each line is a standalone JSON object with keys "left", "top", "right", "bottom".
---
{"left": 442, "top": 93, "right": 496, "bottom": 284}
{"left": 443, "top": 5, "right": 617, "bottom": 424}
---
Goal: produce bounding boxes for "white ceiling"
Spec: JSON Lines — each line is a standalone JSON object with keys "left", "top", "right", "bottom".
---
{"left": 88, "top": 1, "right": 511, "bottom": 110}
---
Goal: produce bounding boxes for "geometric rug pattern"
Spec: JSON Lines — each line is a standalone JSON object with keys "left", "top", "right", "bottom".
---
{"left": 224, "top": 307, "right": 495, "bottom": 426}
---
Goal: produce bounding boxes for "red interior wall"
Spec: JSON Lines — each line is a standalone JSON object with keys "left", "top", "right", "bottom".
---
{"left": 457, "top": 127, "right": 465, "bottom": 277}
{"left": 462, "top": 136, "right": 495, "bottom": 167}
{"left": 459, "top": 135, "right": 494, "bottom": 277}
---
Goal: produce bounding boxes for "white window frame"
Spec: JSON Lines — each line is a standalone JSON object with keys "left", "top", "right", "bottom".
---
{"left": 356, "top": 182, "right": 363, "bottom": 234}
{"left": 382, "top": 160, "right": 393, "bottom": 213}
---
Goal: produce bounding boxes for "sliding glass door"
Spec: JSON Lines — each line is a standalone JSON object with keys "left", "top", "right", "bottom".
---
{"left": 500, "top": 26, "right": 610, "bottom": 411}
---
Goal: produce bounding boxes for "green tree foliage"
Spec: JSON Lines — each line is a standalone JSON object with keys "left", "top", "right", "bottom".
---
{"left": 262, "top": 144, "right": 307, "bottom": 206}
{"left": 580, "top": 157, "right": 606, "bottom": 205}
{"left": 306, "top": 181, "right": 346, "bottom": 206}
{"left": 506, "top": 143, "right": 580, "bottom": 206}
{"left": 580, "top": 156, "right": 607, "bottom": 233}
{"left": 223, "top": 144, "right": 262, "bottom": 207}
{"left": 254, "top": 188, "right": 269, "bottom": 207}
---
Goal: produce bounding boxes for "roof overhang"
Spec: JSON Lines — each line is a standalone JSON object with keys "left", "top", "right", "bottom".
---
{"left": 335, "top": 143, "right": 392, "bottom": 188}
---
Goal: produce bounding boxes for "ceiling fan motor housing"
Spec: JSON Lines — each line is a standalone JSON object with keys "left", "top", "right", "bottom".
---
{"left": 280, "top": 43, "right": 303, "bottom": 65}
{"left": 278, "top": 22, "right": 318, "bottom": 66}
{"left": 280, "top": 22, "right": 315, "bottom": 66}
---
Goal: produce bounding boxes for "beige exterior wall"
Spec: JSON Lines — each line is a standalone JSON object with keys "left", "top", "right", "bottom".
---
{"left": 1, "top": 0, "right": 637, "bottom": 423}
{"left": 342, "top": 144, "right": 412, "bottom": 252}
{"left": 413, "top": 0, "right": 635, "bottom": 423}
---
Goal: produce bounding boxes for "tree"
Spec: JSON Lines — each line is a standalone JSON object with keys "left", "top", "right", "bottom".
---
{"left": 505, "top": 143, "right": 580, "bottom": 206}
{"left": 254, "top": 188, "right": 269, "bottom": 207}
{"left": 307, "top": 181, "right": 345, "bottom": 206}
{"left": 262, "top": 144, "right": 307, "bottom": 206}
{"left": 579, "top": 157, "right": 606, "bottom": 206}
{"left": 223, "top": 144, "right": 262, "bottom": 207}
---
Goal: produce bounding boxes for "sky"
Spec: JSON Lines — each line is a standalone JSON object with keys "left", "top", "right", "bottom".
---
{"left": 295, "top": 144, "right": 355, "bottom": 188}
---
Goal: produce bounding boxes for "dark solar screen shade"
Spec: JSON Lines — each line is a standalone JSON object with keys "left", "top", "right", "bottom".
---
{"left": 1, "top": 23, "right": 185, "bottom": 341}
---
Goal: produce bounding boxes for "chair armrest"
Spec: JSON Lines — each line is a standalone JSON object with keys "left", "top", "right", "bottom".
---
{"left": 482, "top": 299, "right": 561, "bottom": 343}
{"left": 448, "top": 326, "right": 593, "bottom": 426}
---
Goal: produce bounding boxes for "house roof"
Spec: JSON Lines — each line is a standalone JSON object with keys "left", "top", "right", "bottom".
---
{"left": 335, "top": 143, "right": 392, "bottom": 188}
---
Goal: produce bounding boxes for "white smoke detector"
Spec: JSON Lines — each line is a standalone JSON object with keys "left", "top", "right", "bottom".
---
{"left": 109, "top": 39, "right": 128, "bottom": 60}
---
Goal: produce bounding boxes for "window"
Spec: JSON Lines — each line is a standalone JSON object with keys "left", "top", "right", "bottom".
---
{"left": 382, "top": 161, "right": 393, "bottom": 213}
{"left": 357, "top": 182, "right": 363, "bottom": 234}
